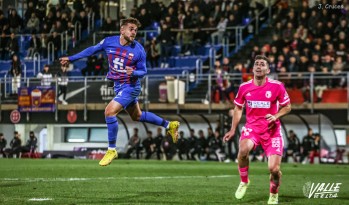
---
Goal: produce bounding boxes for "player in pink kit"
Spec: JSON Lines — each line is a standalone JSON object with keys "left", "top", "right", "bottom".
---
{"left": 223, "top": 55, "right": 291, "bottom": 204}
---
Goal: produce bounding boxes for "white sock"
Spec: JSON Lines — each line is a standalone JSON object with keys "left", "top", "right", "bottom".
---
{"left": 108, "top": 147, "right": 116, "bottom": 150}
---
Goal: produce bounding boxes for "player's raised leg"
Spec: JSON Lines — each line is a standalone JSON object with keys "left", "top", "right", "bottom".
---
{"left": 126, "top": 102, "right": 180, "bottom": 143}
{"left": 268, "top": 154, "right": 282, "bottom": 204}
{"left": 235, "top": 139, "right": 254, "bottom": 199}
{"left": 99, "top": 100, "right": 123, "bottom": 166}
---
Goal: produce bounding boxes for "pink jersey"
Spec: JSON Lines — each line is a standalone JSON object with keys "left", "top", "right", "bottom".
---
{"left": 234, "top": 77, "right": 290, "bottom": 134}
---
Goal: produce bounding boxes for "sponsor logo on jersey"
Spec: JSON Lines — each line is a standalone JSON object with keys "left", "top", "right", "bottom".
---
{"left": 247, "top": 100, "right": 271, "bottom": 108}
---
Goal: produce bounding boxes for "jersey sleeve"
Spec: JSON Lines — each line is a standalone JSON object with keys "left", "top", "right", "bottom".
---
{"left": 233, "top": 86, "right": 245, "bottom": 108}
{"left": 132, "top": 46, "right": 147, "bottom": 78}
{"left": 277, "top": 83, "right": 290, "bottom": 106}
{"left": 68, "top": 39, "right": 105, "bottom": 61}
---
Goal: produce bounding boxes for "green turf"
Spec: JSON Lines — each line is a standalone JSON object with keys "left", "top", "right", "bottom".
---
{"left": 0, "top": 159, "right": 348, "bottom": 204}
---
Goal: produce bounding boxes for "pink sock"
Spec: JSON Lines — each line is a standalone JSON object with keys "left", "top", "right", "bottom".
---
{"left": 270, "top": 178, "right": 281, "bottom": 194}
{"left": 238, "top": 166, "right": 249, "bottom": 183}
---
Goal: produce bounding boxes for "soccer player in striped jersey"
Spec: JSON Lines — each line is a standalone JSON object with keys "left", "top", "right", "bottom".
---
{"left": 60, "top": 18, "right": 180, "bottom": 166}
{"left": 223, "top": 55, "right": 291, "bottom": 204}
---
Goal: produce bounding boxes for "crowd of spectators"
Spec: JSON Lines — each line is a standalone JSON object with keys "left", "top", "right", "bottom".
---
{"left": 0, "top": 0, "right": 99, "bottom": 61}
{"left": 101, "top": 0, "right": 264, "bottom": 68}
{"left": 232, "top": 0, "right": 349, "bottom": 102}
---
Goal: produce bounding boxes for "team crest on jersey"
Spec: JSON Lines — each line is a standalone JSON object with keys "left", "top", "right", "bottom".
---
{"left": 265, "top": 91, "right": 272, "bottom": 98}
{"left": 128, "top": 53, "right": 134, "bottom": 61}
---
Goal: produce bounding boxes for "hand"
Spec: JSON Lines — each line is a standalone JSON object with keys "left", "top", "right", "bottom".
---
{"left": 125, "top": 66, "right": 134, "bottom": 75}
{"left": 59, "top": 57, "right": 70, "bottom": 66}
{"left": 223, "top": 129, "right": 235, "bottom": 142}
{"left": 265, "top": 114, "right": 276, "bottom": 129}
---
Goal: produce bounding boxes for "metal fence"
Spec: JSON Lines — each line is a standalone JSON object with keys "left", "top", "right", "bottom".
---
{"left": 1, "top": 72, "right": 348, "bottom": 120}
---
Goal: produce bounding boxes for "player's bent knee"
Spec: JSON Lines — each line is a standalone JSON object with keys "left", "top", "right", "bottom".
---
{"left": 238, "top": 149, "right": 250, "bottom": 159}
{"left": 269, "top": 166, "right": 280, "bottom": 175}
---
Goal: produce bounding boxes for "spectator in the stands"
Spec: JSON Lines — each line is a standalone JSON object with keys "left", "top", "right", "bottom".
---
{"left": 158, "top": 23, "right": 173, "bottom": 68}
{"left": 212, "top": 61, "right": 224, "bottom": 102}
{"left": 73, "top": 0, "right": 84, "bottom": 13}
{"left": 57, "top": 65, "right": 69, "bottom": 105}
{"left": 37, "top": 64, "right": 53, "bottom": 87}
{"left": 137, "top": 8, "right": 151, "bottom": 29}
{"left": 9, "top": 54, "right": 21, "bottom": 95}
{"left": 94, "top": 54, "right": 105, "bottom": 76}
{"left": 26, "top": 33, "right": 41, "bottom": 60}
{"left": 149, "top": 38, "right": 161, "bottom": 68}
{"left": 0, "top": 11, "right": 8, "bottom": 31}
{"left": 26, "top": 13, "right": 40, "bottom": 33}
{"left": 332, "top": 56, "right": 346, "bottom": 88}
{"left": 193, "top": 15, "right": 209, "bottom": 46}
{"left": 0, "top": 31, "right": 8, "bottom": 60}
{"left": 102, "top": 17, "right": 117, "bottom": 33}
{"left": 288, "top": 56, "right": 299, "bottom": 73}
{"left": 334, "top": 19, "right": 348, "bottom": 36}
{"left": 276, "top": 54, "right": 286, "bottom": 73}
{"left": 299, "top": 56, "right": 309, "bottom": 72}
{"left": 24, "top": 1, "right": 37, "bottom": 23}
{"left": 81, "top": 55, "right": 96, "bottom": 76}
{"left": 6, "top": 33, "right": 19, "bottom": 57}
{"left": 273, "top": 21, "right": 283, "bottom": 38}
{"left": 54, "top": 20, "right": 64, "bottom": 33}
{"left": 222, "top": 57, "right": 232, "bottom": 73}
{"left": 334, "top": 31, "right": 347, "bottom": 49}
{"left": 40, "top": 33, "right": 48, "bottom": 58}
{"left": 211, "top": 16, "right": 227, "bottom": 45}
{"left": 268, "top": 55, "right": 277, "bottom": 73}
{"left": 8, "top": 9, "right": 22, "bottom": 34}
{"left": 47, "top": 31, "right": 61, "bottom": 60}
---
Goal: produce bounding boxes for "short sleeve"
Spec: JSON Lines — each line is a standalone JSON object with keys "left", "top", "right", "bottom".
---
{"left": 278, "top": 84, "right": 290, "bottom": 106}
{"left": 233, "top": 86, "right": 245, "bottom": 107}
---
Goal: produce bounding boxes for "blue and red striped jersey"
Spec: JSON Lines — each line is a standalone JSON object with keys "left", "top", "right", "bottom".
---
{"left": 68, "top": 36, "right": 147, "bottom": 85}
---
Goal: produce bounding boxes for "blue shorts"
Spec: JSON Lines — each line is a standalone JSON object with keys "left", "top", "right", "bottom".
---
{"left": 113, "top": 83, "right": 141, "bottom": 109}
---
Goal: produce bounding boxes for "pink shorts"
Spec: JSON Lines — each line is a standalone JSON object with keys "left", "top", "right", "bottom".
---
{"left": 239, "top": 126, "right": 284, "bottom": 157}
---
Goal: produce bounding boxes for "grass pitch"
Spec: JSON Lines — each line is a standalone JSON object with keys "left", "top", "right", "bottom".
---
{"left": 0, "top": 159, "right": 348, "bottom": 204}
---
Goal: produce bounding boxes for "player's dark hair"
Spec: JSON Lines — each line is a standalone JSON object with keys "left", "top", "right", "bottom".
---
{"left": 255, "top": 55, "right": 270, "bottom": 66}
{"left": 120, "top": 17, "right": 141, "bottom": 28}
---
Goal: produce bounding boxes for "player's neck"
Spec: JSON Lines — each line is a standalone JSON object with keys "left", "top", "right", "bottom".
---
{"left": 253, "top": 76, "right": 267, "bottom": 86}
{"left": 119, "top": 36, "right": 131, "bottom": 46}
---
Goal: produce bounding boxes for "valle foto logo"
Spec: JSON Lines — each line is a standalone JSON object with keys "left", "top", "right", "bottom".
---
{"left": 303, "top": 181, "right": 342, "bottom": 199}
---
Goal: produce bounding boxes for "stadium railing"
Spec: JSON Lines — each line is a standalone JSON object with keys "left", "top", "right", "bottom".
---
{"left": 1, "top": 72, "right": 348, "bottom": 115}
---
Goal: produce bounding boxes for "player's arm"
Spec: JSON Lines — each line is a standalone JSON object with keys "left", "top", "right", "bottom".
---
{"left": 223, "top": 105, "right": 243, "bottom": 142}
{"left": 59, "top": 40, "right": 104, "bottom": 65}
{"left": 265, "top": 84, "right": 291, "bottom": 125}
{"left": 223, "top": 86, "right": 245, "bottom": 142}
{"left": 126, "top": 47, "right": 147, "bottom": 77}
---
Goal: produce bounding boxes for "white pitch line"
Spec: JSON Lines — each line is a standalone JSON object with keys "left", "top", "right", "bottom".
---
{"left": 1, "top": 175, "right": 235, "bottom": 182}
{"left": 28, "top": 198, "right": 53, "bottom": 201}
